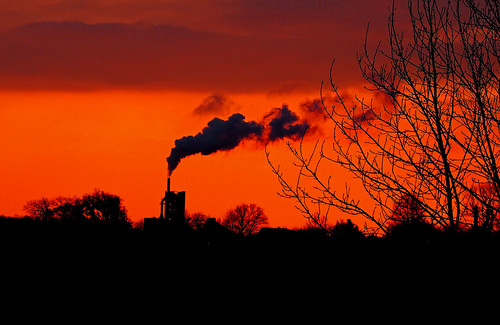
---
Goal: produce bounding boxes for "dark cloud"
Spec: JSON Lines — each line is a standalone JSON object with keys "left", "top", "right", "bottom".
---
{"left": 0, "top": 21, "right": 336, "bottom": 92}
{"left": 0, "top": 1, "right": 396, "bottom": 35}
{"left": 192, "top": 93, "right": 232, "bottom": 116}
{"left": 230, "top": 0, "right": 393, "bottom": 38}
{"left": 0, "top": 1, "right": 399, "bottom": 91}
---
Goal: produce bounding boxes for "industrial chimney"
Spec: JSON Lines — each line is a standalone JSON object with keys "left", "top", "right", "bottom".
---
{"left": 159, "top": 175, "right": 185, "bottom": 225}
{"left": 143, "top": 170, "right": 186, "bottom": 233}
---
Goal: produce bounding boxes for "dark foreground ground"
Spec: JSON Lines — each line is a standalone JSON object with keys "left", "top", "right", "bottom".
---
{"left": 2, "top": 221, "right": 498, "bottom": 277}
{"left": 1, "top": 220, "right": 498, "bottom": 321}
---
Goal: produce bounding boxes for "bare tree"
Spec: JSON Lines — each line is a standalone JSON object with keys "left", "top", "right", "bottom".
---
{"left": 390, "top": 194, "right": 427, "bottom": 226}
{"left": 81, "top": 189, "right": 129, "bottom": 224}
{"left": 24, "top": 197, "right": 54, "bottom": 221}
{"left": 267, "top": 0, "right": 500, "bottom": 235}
{"left": 52, "top": 196, "right": 83, "bottom": 221}
{"left": 185, "top": 211, "right": 209, "bottom": 231}
{"left": 222, "top": 203, "right": 269, "bottom": 236}
{"left": 451, "top": 0, "right": 500, "bottom": 219}
{"left": 464, "top": 182, "right": 500, "bottom": 231}
{"left": 24, "top": 190, "right": 130, "bottom": 226}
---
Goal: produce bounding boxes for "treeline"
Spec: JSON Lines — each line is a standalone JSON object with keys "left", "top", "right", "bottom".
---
{"left": 22, "top": 189, "right": 130, "bottom": 225}
{"left": 3, "top": 207, "right": 500, "bottom": 246}
{"left": 3, "top": 190, "right": 500, "bottom": 251}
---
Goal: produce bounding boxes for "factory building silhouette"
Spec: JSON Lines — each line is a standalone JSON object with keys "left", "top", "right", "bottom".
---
{"left": 160, "top": 177, "right": 185, "bottom": 225}
{"left": 143, "top": 174, "right": 236, "bottom": 246}
{"left": 144, "top": 177, "right": 186, "bottom": 232}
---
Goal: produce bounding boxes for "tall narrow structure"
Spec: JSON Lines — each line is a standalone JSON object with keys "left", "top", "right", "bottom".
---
{"left": 159, "top": 177, "right": 186, "bottom": 225}
{"left": 143, "top": 170, "right": 186, "bottom": 233}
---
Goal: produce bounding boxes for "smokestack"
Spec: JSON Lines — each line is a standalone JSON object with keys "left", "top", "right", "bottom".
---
{"left": 167, "top": 177, "right": 171, "bottom": 193}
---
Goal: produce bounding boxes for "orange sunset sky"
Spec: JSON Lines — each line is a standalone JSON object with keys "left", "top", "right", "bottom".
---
{"left": 0, "top": 0, "right": 398, "bottom": 228}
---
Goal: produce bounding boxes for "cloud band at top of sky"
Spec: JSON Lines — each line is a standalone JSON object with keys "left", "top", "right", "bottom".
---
{"left": 0, "top": 0, "right": 395, "bottom": 92}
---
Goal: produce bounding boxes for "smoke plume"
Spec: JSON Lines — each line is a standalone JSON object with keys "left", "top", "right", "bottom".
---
{"left": 265, "top": 105, "right": 309, "bottom": 142}
{"left": 300, "top": 98, "right": 325, "bottom": 116}
{"left": 167, "top": 105, "right": 310, "bottom": 175}
{"left": 167, "top": 113, "right": 264, "bottom": 175}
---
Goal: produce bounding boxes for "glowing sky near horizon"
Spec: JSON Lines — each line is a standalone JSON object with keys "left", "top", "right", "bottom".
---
{"left": 0, "top": 0, "right": 397, "bottom": 227}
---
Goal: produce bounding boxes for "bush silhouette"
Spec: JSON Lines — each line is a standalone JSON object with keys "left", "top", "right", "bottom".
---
{"left": 330, "top": 219, "right": 365, "bottom": 241}
{"left": 386, "top": 219, "right": 441, "bottom": 243}
{"left": 23, "top": 190, "right": 130, "bottom": 227}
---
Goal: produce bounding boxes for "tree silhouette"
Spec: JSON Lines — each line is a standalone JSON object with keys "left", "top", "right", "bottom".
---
{"left": 390, "top": 194, "right": 426, "bottom": 226}
{"left": 185, "top": 211, "right": 209, "bottom": 231}
{"left": 23, "top": 190, "right": 130, "bottom": 226}
{"left": 52, "top": 196, "right": 84, "bottom": 221}
{"left": 81, "top": 189, "right": 129, "bottom": 225}
{"left": 464, "top": 183, "right": 500, "bottom": 231}
{"left": 222, "top": 203, "right": 269, "bottom": 236}
{"left": 24, "top": 197, "right": 54, "bottom": 221}
{"left": 330, "top": 219, "right": 365, "bottom": 241}
{"left": 267, "top": 0, "right": 500, "bottom": 235}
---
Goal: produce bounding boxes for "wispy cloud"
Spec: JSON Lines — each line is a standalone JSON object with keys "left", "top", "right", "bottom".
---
{"left": 192, "top": 93, "right": 233, "bottom": 116}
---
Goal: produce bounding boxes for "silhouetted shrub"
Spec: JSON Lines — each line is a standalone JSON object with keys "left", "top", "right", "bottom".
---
{"left": 386, "top": 219, "right": 441, "bottom": 243}
{"left": 330, "top": 219, "right": 365, "bottom": 241}
{"left": 185, "top": 212, "right": 209, "bottom": 231}
{"left": 23, "top": 190, "right": 130, "bottom": 227}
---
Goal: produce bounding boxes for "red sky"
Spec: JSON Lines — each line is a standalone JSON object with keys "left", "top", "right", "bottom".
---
{"left": 0, "top": 0, "right": 397, "bottom": 228}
